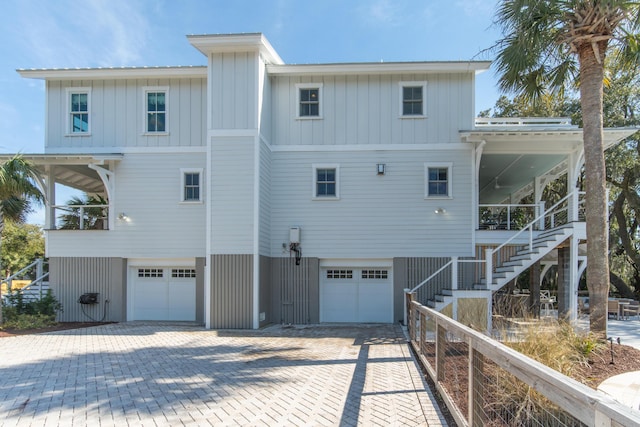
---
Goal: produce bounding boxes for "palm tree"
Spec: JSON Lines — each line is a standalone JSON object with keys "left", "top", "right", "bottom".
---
{"left": 492, "top": 0, "right": 640, "bottom": 338}
{"left": 0, "top": 155, "right": 43, "bottom": 322}
{"left": 57, "top": 194, "right": 108, "bottom": 230}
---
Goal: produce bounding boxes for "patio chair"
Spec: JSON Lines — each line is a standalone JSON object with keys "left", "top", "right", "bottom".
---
{"left": 607, "top": 300, "right": 620, "bottom": 320}
{"left": 622, "top": 301, "right": 640, "bottom": 320}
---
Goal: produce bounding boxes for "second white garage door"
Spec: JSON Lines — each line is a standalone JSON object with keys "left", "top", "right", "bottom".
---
{"left": 131, "top": 267, "right": 196, "bottom": 321}
{"left": 320, "top": 267, "right": 393, "bottom": 323}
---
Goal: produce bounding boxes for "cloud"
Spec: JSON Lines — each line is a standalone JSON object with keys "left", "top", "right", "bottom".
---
{"left": 359, "top": 0, "right": 404, "bottom": 27}
{"left": 16, "top": 0, "right": 151, "bottom": 67}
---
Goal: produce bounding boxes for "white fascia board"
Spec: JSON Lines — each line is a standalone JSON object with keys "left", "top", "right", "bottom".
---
{"left": 0, "top": 153, "right": 123, "bottom": 165}
{"left": 269, "top": 143, "right": 473, "bottom": 152}
{"left": 266, "top": 61, "right": 491, "bottom": 76}
{"left": 187, "top": 33, "right": 284, "bottom": 65}
{"left": 17, "top": 66, "right": 207, "bottom": 80}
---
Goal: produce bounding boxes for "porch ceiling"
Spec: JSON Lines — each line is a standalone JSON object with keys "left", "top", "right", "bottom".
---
{"left": 479, "top": 153, "right": 566, "bottom": 203}
{"left": 0, "top": 154, "right": 122, "bottom": 195}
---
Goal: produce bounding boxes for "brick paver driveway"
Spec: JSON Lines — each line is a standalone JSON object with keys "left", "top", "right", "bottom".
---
{"left": 0, "top": 323, "right": 447, "bottom": 426}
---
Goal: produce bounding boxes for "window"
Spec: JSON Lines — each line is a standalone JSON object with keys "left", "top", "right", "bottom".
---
{"left": 362, "top": 270, "right": 389, "bottom": 279}
{"left": 171, "top": 269, "right": 196, "bottom": 278}
{"left": 138, "top": 268, "right": 163, "bottom": 278}
{"left": 425, "top": 163, "right": 452, "bottom": 198}
{"left": 143, "top": 87, "right": 168, "bottom": 133}
{"left": 296, "top": 83, "right": 323, "bottom": 119}
{"left": 313, "top": 164, "right": 339, "bottom": 199}
{"left": 66, "top": 88, "right": 91, "bottom": 134}
{"left": 399, "top": 82, "right": 427, "bottom": 117}
{"left": 180, "top": 168, "right": 203, "bottom": 203}
{"left": 327, "top": 270, "right": 353, "bottom": 279}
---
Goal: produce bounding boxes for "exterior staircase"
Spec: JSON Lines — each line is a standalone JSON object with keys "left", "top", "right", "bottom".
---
{"left": 426, "top": 224, "right": 574, "bottom": 310}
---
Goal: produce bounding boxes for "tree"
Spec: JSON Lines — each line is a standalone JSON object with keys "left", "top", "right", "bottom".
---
{"left": 492, "top": 0, "right": 640, "bottom": 338}
{"left": 0, "top": 155, "right": 43, "bottom": 322}
{"left": 57, "top": 194, "right": 108, "bottom": 230}
{"left": 1, "top": 221, "right": 44, "bottom": 279}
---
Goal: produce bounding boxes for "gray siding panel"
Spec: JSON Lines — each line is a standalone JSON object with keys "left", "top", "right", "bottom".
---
{"left": 49, "top": 257, "right": 126, "bottom": 322}
{"left": 195, "top": 257, "right": 205, "bottom": 325}
{"left": 270, "top": 257, "right": 319, "bottom": 324}
{"left": 259, "top": 256, "right": 271, "bottom": 327}
{"left": 210, "top": 254, "right": 253, "bottom": 328}
{"left": 396, "top": 257, "right": 450, "bottom": 307}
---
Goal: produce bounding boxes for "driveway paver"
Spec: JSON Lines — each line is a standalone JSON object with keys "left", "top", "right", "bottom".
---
{"left": 0, "top": 322, "right": 447, "bottom": 426}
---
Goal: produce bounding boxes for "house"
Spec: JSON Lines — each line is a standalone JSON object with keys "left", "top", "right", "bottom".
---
{"left": 8, "top": 33, "right": 635, "bottom": 329}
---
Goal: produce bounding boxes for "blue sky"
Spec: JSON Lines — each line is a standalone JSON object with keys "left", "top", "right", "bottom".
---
{"left": 0, "top": 0, "right": 503, "bottom": 222}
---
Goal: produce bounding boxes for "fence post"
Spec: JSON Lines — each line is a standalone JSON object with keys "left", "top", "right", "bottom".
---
{"left": 469, "top": 347, "right": 486, "bottom": 427}
{"left": 538, "top": 201, "right": 546, "bottom": 230}
{"left": 404, "top": 289, "right": 412, "bottom": 329}
{"left": 451, "top": 256, "right": 458, "bottom": 291}
{"left": 484, "top": 249, "right": 493, "bottom": 290}
{"left": 436, "top": 321, "right": 446, "bottom": 382}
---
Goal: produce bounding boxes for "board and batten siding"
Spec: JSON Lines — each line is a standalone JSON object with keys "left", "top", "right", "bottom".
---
{"left": 210, "top": 136, "right": 255, "bottom": 254}
{"left": 269, "top": 148, "right": 474, "bottom": 258}
{"left": 45, "top": 78, "right": 206, "bottom": 151}
{"left": 270, "top": 73, "right": 474, "bottom": 146}
{"left": 46, "top": 152, "right": 206, "bottom": 258}
{"left": 208, "top": 52, "right": 258, "bottom": 130}
{"left": 270, "top": 257, "right": 319, "bottom": 324}
{"left": 210, "top": 254, "right": 253, "bottom": 328}
{"left": 49, "top": 257, "right": 126, "bottom": 322}
{"left": 259, "top": 139, "right": 271, "bottom": 256}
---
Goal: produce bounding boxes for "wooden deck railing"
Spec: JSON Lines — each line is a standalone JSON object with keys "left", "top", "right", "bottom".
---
{"left": 406, "top": 295, "right": 640, "bottom": 427}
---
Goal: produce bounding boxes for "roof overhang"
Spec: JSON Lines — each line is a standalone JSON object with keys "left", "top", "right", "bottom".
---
{"left": 17, "top": 66, "right": 207, "bottom": 81}
{"left": 0, "top": 154, "right": 123, "bottom": 194}
{"left": 266, "top": 61, "right": 492, "bottom": 76}
{"left": 187, "top": 33, "right": 284, "bottom": 65}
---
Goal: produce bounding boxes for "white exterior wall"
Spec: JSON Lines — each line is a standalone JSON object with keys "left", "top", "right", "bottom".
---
{"left": 209, "top": 52, "right": 258, "bottom": 130}
{"left": 259, "top": 139, "right": 271, "bottom": 256}
{"left": 270, "top": 147, "right": 474, "bottom": 258}
{"left": 270, "top": 73, "right": 474, "bottom": 146}
{"left": 46, "top": 152, "right": 206, "bottom": 257}
{"left": 45, "top": 78, "right": 206, "bottom": 152}
{"left": 210, "top": 136, "right": 255, "bottom": 254}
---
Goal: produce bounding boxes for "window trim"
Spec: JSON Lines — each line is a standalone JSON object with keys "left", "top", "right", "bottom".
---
{"left": 65, "top": 87, "right": 91, "bottom": 136}
{"left": 312, "top": 164, "right": 340, "bottom": 200}
{"left": 179, "top": 168, "right": 203, "bottom": 204}
{"left": 399, "top": 81, "right": 427, "bottom": 118}
{"left": 143, "top": 86, "right": 169, "bottom": 135}
{"left": 424, "top": 162, "right": 453, "bottom": 199}
{"left": 296, "top": 83, "right": 323, "bottom": 120}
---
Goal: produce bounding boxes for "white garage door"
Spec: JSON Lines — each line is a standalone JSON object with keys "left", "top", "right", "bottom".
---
{"left": 320, "top": 268, "right": 393, "bottom": 323}
{"left": 131, "top": 267, "right": 196, "bottom": 321}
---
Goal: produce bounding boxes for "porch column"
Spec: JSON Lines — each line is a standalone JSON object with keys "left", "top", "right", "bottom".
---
{"left": 557, "top": 239, "right": 578, "bottom": 321}
{"left": 528, "top": 261, "right": 541, "bottom": 318}
{"left": 569, "top": 235, "right": 579, "bottom": 322}
{"left": 44, "top": 166, "right": 56, "bottom": 230}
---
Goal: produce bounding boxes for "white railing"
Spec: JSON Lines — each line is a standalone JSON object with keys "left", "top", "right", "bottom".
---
{"left": 475, "top": 117, "right": 576, "bottom": 128}
{"left": 406, "top": 298, "right": 640, "bottom": 427}
{"left": 478, "top": 203, "right": 543, "bottom": 231}
{"left": 52, "top": 204, "right": 109, "bottom": 230}
{"left": 1, "top": 258, "right": 49, "bottom": 301}
{"left": 485, "top": 191, "right": 583, "bottom": 287}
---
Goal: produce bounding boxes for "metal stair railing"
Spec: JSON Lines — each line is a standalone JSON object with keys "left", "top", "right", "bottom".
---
{"left": 1, "top": 259, "right": 49, "bottom": 301}
{"left": 485, "top": 191, "right": 583, "bottom": 289}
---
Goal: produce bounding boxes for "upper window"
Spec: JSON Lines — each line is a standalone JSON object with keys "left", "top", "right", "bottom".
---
{"left": 296, "top": 83, "right": 323, "bottom": 119}
{"left": 313, "top": 164, "right": 339, "bottom": 199}
{"left": 180, "top": 168, "right": 203, "bottom": 203}
{"left": 143, "top": 87, "right": 168, "bottom": 133}
{"left": 425, "top": 163, "right": 452, "bottom": 198}
{"left": 400, "top": 82, "right": 427, "bottom": 117}
{"left": 66, "top": 88, "right": 91, "bottom": 135}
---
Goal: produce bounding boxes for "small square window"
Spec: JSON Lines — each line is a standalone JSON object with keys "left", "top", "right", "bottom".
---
{"left": 296, "top": 83, "right": 323, "bottom": 119}
{"left": 180, "top": 169, "right": 203, "bottom": 203}
{"left": 425, "top": 163, "right": 452, "bottom": 198}
{"left": 399, "top": 82, "right": 427, "bottom": 117}
{"left": 313, "top": 165, "right": 339, "bottom": 199}
{"left": 66, "top": 88, "right": 91, "bottom": 135}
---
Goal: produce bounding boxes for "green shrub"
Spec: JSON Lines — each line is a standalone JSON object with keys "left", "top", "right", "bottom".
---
{"left": 2, "top": 290, "right": 63, "bottom": 329}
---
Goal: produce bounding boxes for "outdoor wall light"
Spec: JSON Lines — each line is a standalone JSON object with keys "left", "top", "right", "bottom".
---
{"left": 118, "top": 212, "right": 130, "bottom": 221}
{"left": 377, "top": 163, "right": 385, "bottom": 175}
{"left": 434, "top": 207, "right": 446, "bottom": 214}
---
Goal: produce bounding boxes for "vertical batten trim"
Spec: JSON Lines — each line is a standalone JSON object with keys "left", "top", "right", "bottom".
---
{"left": 204, "top": 53, "right": 214, "bottom": 329}
{"left": 252, "top": 52, "right": 262, "bottom": 329}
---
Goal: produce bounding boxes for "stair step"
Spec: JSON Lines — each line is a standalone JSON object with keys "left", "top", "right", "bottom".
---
{"left": 502, "top": 260, "right": 524, "bottom": 268}
{"left": 435, "top": 295, "right": 445, "bottom": 302}
{"left": 472, "top": 283, "right": 488, "bottom": 290}
{"left": 495, "top": 266, "right": 516, "bottom": 274}
{"left": 441, "top": 289, "right": 453, "bottom": 296}
{"left": 427, "top": 300, "right": 437, "bottom": 308}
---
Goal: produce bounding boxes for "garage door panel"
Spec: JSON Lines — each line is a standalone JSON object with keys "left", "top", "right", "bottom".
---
{"left": 131, "top": 267, "right": 196, "bottom": 321}
{"left": 359, "top": 281, "right": 393, "bottom": 323}
{"left": 320, "top": 267, "right": 392, "bottom": 324}
{"left": 322, "top": 282, "right": 358, "bottom": 322}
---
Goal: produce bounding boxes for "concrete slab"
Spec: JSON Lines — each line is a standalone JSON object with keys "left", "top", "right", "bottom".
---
{"left": 0, "top": 322, "right": 447, "bottom": 426}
